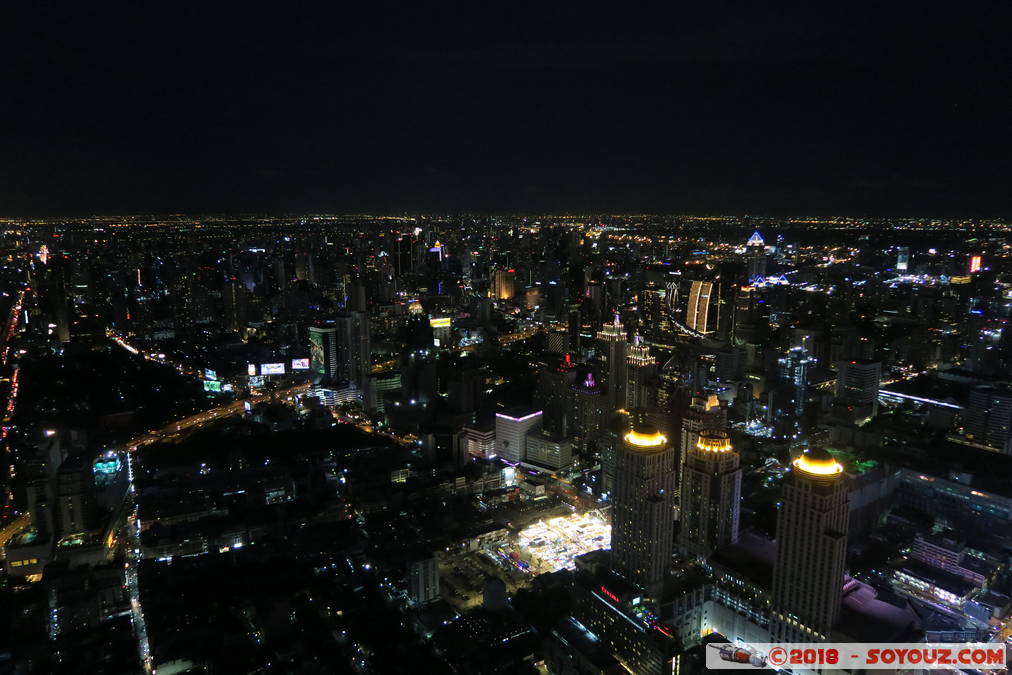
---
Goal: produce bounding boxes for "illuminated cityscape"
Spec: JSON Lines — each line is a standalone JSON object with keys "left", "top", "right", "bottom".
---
{"left": 2, "top": 4, "right": 1012, "bottom": 674}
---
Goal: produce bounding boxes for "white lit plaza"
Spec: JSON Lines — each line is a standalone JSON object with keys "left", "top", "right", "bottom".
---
{"left": 516, "top": 511, "right": 611, "bottom": 573}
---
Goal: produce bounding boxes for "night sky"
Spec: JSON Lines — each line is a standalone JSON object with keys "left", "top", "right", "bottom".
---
{"left": 3, "top": 2, "right": 1010, "bottom": 216}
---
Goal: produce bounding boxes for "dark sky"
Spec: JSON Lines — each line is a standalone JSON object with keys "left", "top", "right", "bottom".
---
{"left": 2, "top": 2, "right": 1010, "bottom": 216}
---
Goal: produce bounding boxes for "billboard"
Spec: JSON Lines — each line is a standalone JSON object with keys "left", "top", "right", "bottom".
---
{"left": 247, "top": 363, "right": 257, "bottom": 376}
{"left": 203, "top": 380, "right": 222, "bottom": 392}
{"left": 248, "top": 375, "right": 265, "bottom": 388}
{"left": 261, "top": 363, "right": 285, "bottom": 375}
{"left": 204, "top": 368, "right": 218, "bottom": 381}
{"left": 309, "top": 330, "right": 326, "bottom": 374}
{"left": 291, "top": 358, "right": 310, "bottom": 370}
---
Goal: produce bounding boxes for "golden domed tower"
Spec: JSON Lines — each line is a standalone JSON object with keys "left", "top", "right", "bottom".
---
{"left": 679, "top": 430, "right": 741, "bottom": 557}
{"left": 611, "top": 424, "right": 676, "bottom": 589}
{"left": 772, "top": 448, "right": 847, "bottom": 641}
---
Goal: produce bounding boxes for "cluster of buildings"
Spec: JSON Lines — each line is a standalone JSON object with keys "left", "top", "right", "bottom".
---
{"left": 0, "top": 214, "right": 1011, "bottom": 672}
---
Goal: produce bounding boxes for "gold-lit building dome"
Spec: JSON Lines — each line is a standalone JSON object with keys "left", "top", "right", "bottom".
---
{"left": 793, "top": 448, "right": 843, "bottom": 477}
{"left": 623, "top": 425, "right": 667, "bottom": 450}
{"left": 696, "top": 430, "right": 732, "bottom": 453}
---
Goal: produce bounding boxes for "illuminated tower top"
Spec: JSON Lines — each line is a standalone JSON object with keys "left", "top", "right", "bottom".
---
{"left": 792, "top": 447, "right": 844, "bottom": 479}
{"left": 626, "top": 334, "right": 653, "bottom": 366}
{"left": 597, "top": 313, "right": 625, "bottom": 341}
{"left": 746, "top": 231, "right": 765, "bottom": 248}
{"left": 680, "top": 429, "right": 741, "bottom": 556}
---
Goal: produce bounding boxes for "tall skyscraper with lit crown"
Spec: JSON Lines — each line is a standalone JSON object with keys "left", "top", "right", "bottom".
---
{"left": 745, "top": 230, "right": 767, "bottom": 283}
{"left": 597, "top": 313, "right": 627, "bottom": 411}
{"left": 624, "top": 334, "right": 656, "bottom": 411}
{"left": 679, "top": 430, "right": 741, "bottom": 557}
{"left": 611, "top": 424, "right": 676, "bottom": 590}
{"left": 772, "top": 448, "right": 848, "bottom": 640}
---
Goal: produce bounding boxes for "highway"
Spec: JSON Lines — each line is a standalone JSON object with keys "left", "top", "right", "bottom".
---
{"left": 125, "top": 383, "right": 310, "bottom": 451}
{"left": 0, "top": 512, "right": 31, "bottom": 554}
{"left": 1, "top": 289, "right": 24, "bottom": 366}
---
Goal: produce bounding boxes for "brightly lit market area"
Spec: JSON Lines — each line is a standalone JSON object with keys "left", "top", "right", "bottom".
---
{"left": 512, "top": 510, "right": 610, "bottom": 574}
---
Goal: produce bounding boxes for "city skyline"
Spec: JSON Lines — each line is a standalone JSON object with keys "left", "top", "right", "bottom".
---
{"left": 1, "top": 3, "right": 1011, "bottom": 672}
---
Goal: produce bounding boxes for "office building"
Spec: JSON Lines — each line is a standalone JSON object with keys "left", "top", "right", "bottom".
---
{"left": 492, "top": 268, "right": 516, "bottom": 301}
{"left": 624, "top": 334, "right": 656, "bottom": 411}
{"left": 335, "top": 311, "right": 371, "bottom": 390}
{"left": 685, "top": 280, "right": 714, "bottom": 334}
{"left": 679, "top": 430, "right": 741, "bottom": 557}
{"left": 611, "top": 425, "right": 676, "bottom": 589}
{"left": 678, "top": 394, "right": 726, "bottom": 469}
{"left": 407, "top": 553, "right": 440, "bottom": 606}
{"left": 772, "top": 449, "right": 848, "bottom": 639}
{"left": 494, "top": 408, "right": 543, "bottom": 463}
{"left": 835, "top": 360, "right": 881, "bottom": 419}
{"left": 308, "top": 326, "right": 339, "bottom": 383}
{"left": 745, "top": 231, "right": 767, "bottom": 283}
{"left": 568, "top": 372, "right": 607, "bottom": 452}
{"left": 533, "top": 354, "right": 579, "bottom": 436}
{"left": 596, "top": 313, "right": 627, "bottom": 411}
{"left": 965, "top": 386, "right": 1012, "bottom": 454}
{"left": 523, "top": 433, "right": 573, "bottom": 471}
{"left": 896, "top": 246, "right": 910, "bottom": 272}
{"left": 461, "top": 422, "right": 496, "bottom": 459}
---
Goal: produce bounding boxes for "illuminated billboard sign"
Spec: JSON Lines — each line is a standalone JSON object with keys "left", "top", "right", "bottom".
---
{"left": 203, "top": 380, "right": 222, "bottom": 392}
{"left": 429, "top": 317, "right": 452, "bottom": 328}
{"left": 261, "top": 363, "right": 286, "bottom": 375}
{"left": 247, "top": 364, "right": 257, "bottom": 376}
{"left": 970, "top": 255, "right": 982, "bottom": 273}
{"left": 291, "top": 358, "right": 310, "bottom": 370}
{"left": 204, "top": 368, "right": 218, "bottom": 381}
{"left": 248, "top": 375, "right": 265, "bottom": 388}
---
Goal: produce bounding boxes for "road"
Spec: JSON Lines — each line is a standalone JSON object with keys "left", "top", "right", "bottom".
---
{"left": 1, "top": 289, "right": 25, "bottom": 366}
{"left": 123, "top": 455, "right": 153, "bottom": 673}
{"left": 125, "top": 383, "right": 310, "bottom": 451}
{"left": 0, "top": 512, "right": 31, "bottom": 553}
{"left": 329, "top": 410, "right": 416, "bottom": 447}
{"left": 117, "top": 383, "right": 309, "bottom": 671}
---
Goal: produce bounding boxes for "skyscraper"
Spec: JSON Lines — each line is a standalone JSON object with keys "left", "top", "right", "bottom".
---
{"left": 678, "top": 394, "right": 726, "bottom": 469}
{"left": 896, "top": 246, "right": 910, "bottom": 272}
{"left": 596, "top": 313, "right": 627, "bottom": 411}
{"left": 780, "top": 347, "right": 813, "bottom": 395}
{"left": 495, "top": 408, "right": 543, "bottom": 463}
{"left": 772, "top": 448, "right": 847, "bottom": 640}
{"left": 624, "top": 335, "right": 657, "bottom": 411}
{"left": 745, "top": 231, "right": 767, "bottom": 283}
{"left": 679, "top": 430, "right": 741, "bottom": 557}
{"left": 965, "top": 386, "right": 1012, "bottom": 454}
{"left": 407, "top": 552, "right": 440, "bottom": 606}
{"left": 492, "top": 268, "right": 516, "bottom": 300}
{"left": 835, "top": 360, "right": 881, "bottom": 420}
{"left": 308, "top": 326, "right": 338, "bottom": 383}
{"left": 335, "top": 311, "right": 371, "bottom": 390}
{"left": 310, "top": 314, "right": 370, "bottom": 391}
{"left": 611, "top": 424, "right": 676, "bottom": 590}
{"left": 685, "top": 280, "right": 714, "bottom": 334}
{"left": 569, "top": 372, "right": 606, "bottom": 453}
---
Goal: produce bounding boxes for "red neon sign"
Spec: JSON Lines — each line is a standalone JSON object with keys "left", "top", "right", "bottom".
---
{"left": 600, "top": 586, "right": 620, "bottom": 603}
